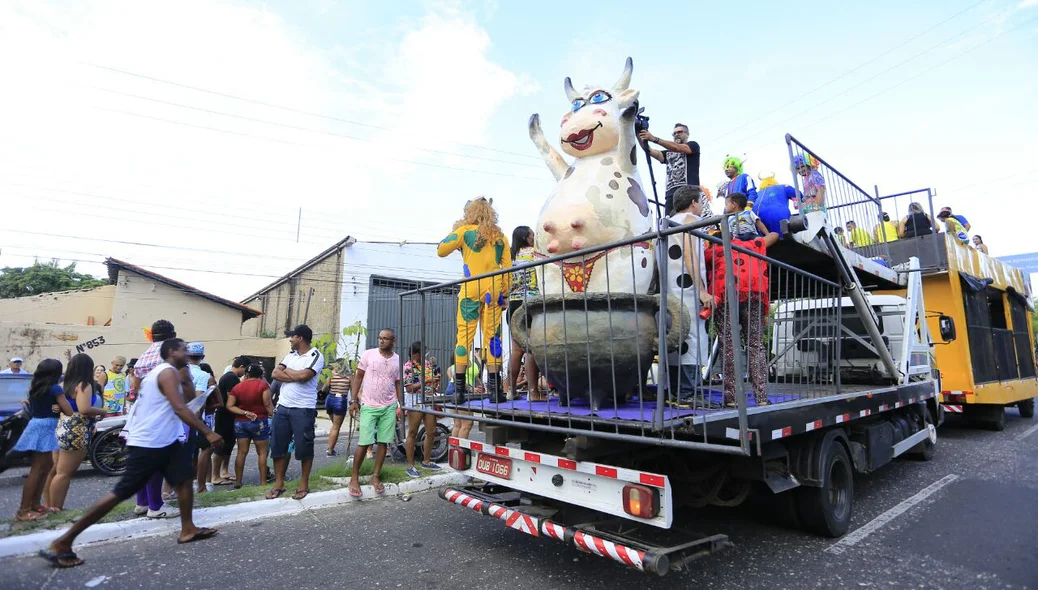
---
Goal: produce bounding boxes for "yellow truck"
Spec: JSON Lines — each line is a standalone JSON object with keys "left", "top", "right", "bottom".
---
{"left": 882, "top": 230, "right": 1036, "bottom": 429}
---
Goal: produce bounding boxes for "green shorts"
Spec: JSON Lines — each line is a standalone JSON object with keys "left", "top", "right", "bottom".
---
{"left": 358, "top": 404, "right": 398, "bottom": 446}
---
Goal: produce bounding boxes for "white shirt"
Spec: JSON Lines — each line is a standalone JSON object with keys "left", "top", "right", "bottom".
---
{"left": 1, "top": 368, "right": 26, "bottom": 374}
{"left": 127, "top": 362, "right": 184, "bottom": 448}
{"left": 277, "top": 348, "right": 325, "bottom": 409}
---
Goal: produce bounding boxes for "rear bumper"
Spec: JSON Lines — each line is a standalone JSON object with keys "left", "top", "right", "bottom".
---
{"left": 440, "top": 486, "right": 721, "bottom": 575}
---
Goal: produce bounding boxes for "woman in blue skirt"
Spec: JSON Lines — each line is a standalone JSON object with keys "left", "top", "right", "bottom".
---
{"left": 14, "top": 359, "right": 71, "bottom": 521}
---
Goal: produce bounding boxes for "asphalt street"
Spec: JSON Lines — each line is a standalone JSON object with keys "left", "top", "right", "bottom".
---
{"left": 3, "top": 410, "right": 1037, "bottom": 590}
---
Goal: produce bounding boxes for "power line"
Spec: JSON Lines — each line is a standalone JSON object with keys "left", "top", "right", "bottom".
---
{"left": 93, "top": 106, "right": 551, "bottom": 183}
{"left": 82, "top": 61, "right": 544, "bottom": 162}
{"left": 89, "top": 85, "right": 543, "bottom": 169}
{"left": 730, "top": 4, "right": 1027, "bottom": 151}
{"left": 705, "top": 0, "right": 988, "bottom": 144}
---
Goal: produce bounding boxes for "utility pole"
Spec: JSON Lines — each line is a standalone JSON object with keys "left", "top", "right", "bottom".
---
{"left": 296, "top": 207, "right": 302, "bottom": 243}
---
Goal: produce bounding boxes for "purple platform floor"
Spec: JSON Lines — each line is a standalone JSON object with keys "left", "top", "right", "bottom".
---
{"left": 459, "top": 388, "right": 809, "bottom": 423}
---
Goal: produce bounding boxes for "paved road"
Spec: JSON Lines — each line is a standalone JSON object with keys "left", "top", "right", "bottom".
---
{"left": 4, "top": 411, "right": 1037, "bottom": 589}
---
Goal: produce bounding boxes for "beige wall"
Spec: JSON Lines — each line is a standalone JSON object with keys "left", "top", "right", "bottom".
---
{"left": 0, "top": 268, "right": 282, "bottom": 372}
{"left": 110, "top": 270, "right": 244, "bottom": 341}
{"left": 0, "top": 321, "right": 282, "bottom": 374}
{"left": 242, "top": 247, "right": 343, "bottom": 340}
{"left": 0, "top": 286, "right": 116, "bottom": 326}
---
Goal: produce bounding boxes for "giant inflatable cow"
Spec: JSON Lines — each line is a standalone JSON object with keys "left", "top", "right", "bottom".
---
{"left": 528, "top": 57, "right": 653, "bottom": 295}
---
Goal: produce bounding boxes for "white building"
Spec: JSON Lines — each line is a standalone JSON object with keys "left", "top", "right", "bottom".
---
{"left": 241, "top": 237, "right": 472, "bottom": 366}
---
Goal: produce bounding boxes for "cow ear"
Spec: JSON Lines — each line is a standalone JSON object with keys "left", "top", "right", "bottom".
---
{"left": 617, "top": 88, "right": 639, "bottom": 109}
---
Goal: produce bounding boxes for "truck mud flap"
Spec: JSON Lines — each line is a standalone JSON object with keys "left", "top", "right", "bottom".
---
{"left": 439, "top": 486, "right": 729, "bottom": 576}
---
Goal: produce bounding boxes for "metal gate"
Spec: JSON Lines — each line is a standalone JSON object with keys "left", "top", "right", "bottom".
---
{"left": 367, "top": 275, "right": 459, "bottom": 383}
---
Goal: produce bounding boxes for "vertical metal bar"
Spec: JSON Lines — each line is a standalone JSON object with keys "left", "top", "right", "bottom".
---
{"left": 420, "top": 291, "right": 427, "bottom": 406}
{"left": 655, "top": 230, "right": 670, "bottom": 432}
{"left": 296, "top": 207, "right": 302, "bottom": 243}
{"left": 927, "top": 187, "right": 941, "bottom": 267}
{"left": 720, "top": 218, "right": 749, "bottom": 454}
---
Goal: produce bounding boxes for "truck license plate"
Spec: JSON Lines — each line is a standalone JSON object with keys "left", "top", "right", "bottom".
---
{"left": 475, "top": 454, "right": 512, "bottom": 479}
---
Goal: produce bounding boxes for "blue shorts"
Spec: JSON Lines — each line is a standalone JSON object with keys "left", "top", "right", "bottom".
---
{"left": 234, "top": 418, "right": 271, "bottom": 442}
{"left": 270, "top": 407, "right": 316, "bottom": 461}
{"left": 325, "top": 394, "right": 348, "bottom": 416}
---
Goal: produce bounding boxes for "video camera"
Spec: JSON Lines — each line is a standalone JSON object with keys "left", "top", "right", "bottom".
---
{"left": 634, "top": 105, "right": 649, "bottom": 134}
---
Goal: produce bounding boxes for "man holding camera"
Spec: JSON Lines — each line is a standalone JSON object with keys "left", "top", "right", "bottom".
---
{"left": 638, "top": 123, "right": 702, "bottom": 216}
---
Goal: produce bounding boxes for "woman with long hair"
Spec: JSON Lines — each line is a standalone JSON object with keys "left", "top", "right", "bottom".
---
{"left": 93, "top": 365, "right": 108, "bottom": 391}
{"left": 899, "top": 202, "right": 934, "bottom": 239}
{"left": 12, "top": 359, "right": 71, "bottom": 520}
{"left": 45, "top": 353, "right": 105, "bottom": 511}
{"left": 506, "top": 225, "right": 543, "bottom": 401}
{"left": 226, "top": 364, "right": 274, "bottom": 488}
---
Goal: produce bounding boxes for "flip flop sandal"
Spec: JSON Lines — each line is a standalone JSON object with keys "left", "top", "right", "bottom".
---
{"left": 16, "top": 510, "right": 42, "bottom": 522}
{"left": 291, "top": 489, "right": 309, "bottom": 500}
{"left": 213, "top": 479, "right": 234, "bottom": 486}
{"left": 36, "top": 505, "right": 61, "bottom": 515}
{"left": 373, "top": 481, "right": 386, "bottom": 495}
{"left": 265, "top": 488, "right": 286, "bottom": 500}
{"left": 348, "top": 488, "right": 363, "bottom": 498}
{"left": 38, "top": 549, "right": 84, "bottom": 568}
{"left": 177, "top": 527, "right": 219, "bottom": 544}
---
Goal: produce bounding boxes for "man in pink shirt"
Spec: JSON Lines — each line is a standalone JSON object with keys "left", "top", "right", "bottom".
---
{"left": 347, "top": 328, "right": 402, "bottom": 498}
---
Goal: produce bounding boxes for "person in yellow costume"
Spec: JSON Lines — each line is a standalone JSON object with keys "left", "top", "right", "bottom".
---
{"left": 437, "top": 197, "right": 512, "bottom": 402}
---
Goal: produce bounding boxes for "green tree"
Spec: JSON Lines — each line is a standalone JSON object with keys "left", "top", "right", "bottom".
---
{"left": 0, "top": 260, "right": 108, "bottom": 299}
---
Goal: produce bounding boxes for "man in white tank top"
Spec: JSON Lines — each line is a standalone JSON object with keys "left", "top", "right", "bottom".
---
{"left": 40, "top": 339, "right": 225, "bottom": 568}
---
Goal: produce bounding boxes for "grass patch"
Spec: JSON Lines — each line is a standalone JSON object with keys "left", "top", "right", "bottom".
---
{"left": 314, "top": 459, "right": 439, "bottom": 484}
{"left": 1, "top": 499, "right": 139, "bottom": 538}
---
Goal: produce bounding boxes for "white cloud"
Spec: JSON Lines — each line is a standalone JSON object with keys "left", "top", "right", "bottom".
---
{"left": 0, "top": 0, "right": 537, "bottom": 298}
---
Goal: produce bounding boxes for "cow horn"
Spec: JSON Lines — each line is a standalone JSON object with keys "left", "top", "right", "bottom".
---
{"left": 564, "top": 77, "right": 580, "bottom": 101}
{"left": 612, "top": 57, "right": 633, "bottom": 92}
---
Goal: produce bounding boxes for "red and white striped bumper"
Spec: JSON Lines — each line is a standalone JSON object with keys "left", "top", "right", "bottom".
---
{"left": 942, "top": 404, "right": 964, "bottom": 413}
{"left": 440, "top": 487, "right": 669, "bottom": 575}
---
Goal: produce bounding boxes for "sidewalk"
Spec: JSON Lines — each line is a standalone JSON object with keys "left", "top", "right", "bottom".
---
{"left": 0, "top": 470, "right": 468, "bottom": 559}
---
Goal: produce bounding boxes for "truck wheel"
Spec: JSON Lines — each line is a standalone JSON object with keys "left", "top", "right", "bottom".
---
{"left": 909, "top": 408, "right": 937, "bottom": 461}
{"left": 988, "top": 406, "right": 1006, "bottom": 432}
{"left": 797, "top": 438, "right": 853, "bottom": 537}
{"left": 1018, "top": 398, "right": 1035, "bottom": 419}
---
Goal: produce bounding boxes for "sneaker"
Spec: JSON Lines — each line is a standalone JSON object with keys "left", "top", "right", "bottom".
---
{"left": 405, "top": 466, "right": 421, "bottom": 478}
{"left": 420, "top": 462, "right": 442, "bottom": 471}
{"left": 326, "top": 449, "right": 338, "bottom": 457}
{"left": 205, "top": 483, "right": 215, "bottom": 492}
{"left": 147, "top": 504, "right": 180, "bottom": 519}
{"left": 133, "top": 505, "right": 148, "bottom": 515}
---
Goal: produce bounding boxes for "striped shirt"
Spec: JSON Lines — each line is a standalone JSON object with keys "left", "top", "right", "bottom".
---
{"left": 328, "top": 376, "right": 350, "bottom": 397}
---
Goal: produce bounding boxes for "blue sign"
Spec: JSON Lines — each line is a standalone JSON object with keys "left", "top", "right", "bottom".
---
{"left": 997, "top": 252, "right": 1038, "bottom": 275}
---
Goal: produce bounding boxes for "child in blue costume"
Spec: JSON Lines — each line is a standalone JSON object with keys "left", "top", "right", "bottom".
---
{"left": 752, "top": 173, "right": 796, "bottom": 234}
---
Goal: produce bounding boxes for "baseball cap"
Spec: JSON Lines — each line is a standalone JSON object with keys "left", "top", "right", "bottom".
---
{"left": 10, "top": 357, "right": 23, "bottom": 363}
{"left": 936, "top": 209, "right": 951, "bottom": 219}
{"left": 285, "top": 324, "right": 313, "bottom": 342}
{"left": 186, "top": 342, "right": 205, "bottom": 357}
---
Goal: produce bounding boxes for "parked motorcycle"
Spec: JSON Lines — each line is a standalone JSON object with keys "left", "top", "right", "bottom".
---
{"left": 88, "top": 414, "right": 128, "bottom": 476}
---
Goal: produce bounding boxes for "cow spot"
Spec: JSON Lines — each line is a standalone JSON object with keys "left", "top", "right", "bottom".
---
{"left": 606, "top": 193, "right": 613, "bottom": 199}
{"left": 585, "top": 185, "right": 601, "bottom": 201}
{"left": 641, "top": 258, "right": 648, "bottom": 268}
{"left": 613, "top": 171, "right": 622, "bottom": 178}
{"left": 668, "top": 245, "right": 682, "bottom": 260}
{"left": 630, "top": 146, "right": 637, "bottom": 166}
{"left": 679, "top": 341, "right": 690, "bottom": 355}
{"left": 600, "top": 157, "right": 614, "bottom": 166}
{"left": 676, "top": 274, "right": 695, "bottom": 289}
{"left": 626, "top": 177, "right": 650, "bottom": 217}
{"left": 608, "top": 180, "right": 620, "bottom": 190}
{"left": 564, "top": 166, "right": 575, "bottom": 180}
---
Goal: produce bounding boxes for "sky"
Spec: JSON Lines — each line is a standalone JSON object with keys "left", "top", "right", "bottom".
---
{"left": 1, "top": 0, "right": 1036, "bottom": 301}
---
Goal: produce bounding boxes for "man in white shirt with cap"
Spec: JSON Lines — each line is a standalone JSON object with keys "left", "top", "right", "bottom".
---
{"left": 1, "top": 357, "right": 26, "bottom": 374}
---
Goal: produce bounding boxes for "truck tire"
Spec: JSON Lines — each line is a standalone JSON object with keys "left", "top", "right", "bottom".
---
{"left": 1018, "top": 398, "right": 1035, "bottom": 419}
{"left": 797, "top": 438, "right": 853, "bottom": 537}
{"left": 908, "top": 407, "right": 937, "bottom": 461}
{"left": 988, "top": 406, "right": 1006, "bottom": 432}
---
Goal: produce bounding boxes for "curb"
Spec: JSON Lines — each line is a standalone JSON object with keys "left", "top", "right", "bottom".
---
{"left": 0, "top": 472, "right": 469, "bottom": 559}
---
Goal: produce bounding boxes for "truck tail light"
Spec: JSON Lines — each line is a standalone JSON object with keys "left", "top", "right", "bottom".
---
{"left": 622, "top": 484, "right": 659, "bottom": 519}
{"left": 448, "top": 447, "right": 471, "bottom": 471}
